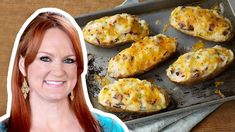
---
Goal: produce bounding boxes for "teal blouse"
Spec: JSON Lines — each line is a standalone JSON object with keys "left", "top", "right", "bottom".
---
{"left": 0, "top": 113, "right": 125, "bottom": 132}
{"left": 94, "top": 113, "right": 124, "bottom": 132}
{"left": 0, "top": 119, "right": 7, "bottom": 132}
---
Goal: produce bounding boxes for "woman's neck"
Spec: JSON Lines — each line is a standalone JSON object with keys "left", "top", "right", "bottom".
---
{"left": 29, "top": 93, "right": 82, "bottom": 131}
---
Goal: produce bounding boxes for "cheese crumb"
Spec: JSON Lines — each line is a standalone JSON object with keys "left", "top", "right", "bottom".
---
{"left": 214, "top": 89, "right": 225, "bottom": 98}
{"left": 94, "top": 74, "right": 111, "bottom": 87}
{"left": 155, "top": 19, "right": 161, "bottom": 25}
{"left": 162, "top": 22, "right": 170, "bottom": 32}
{"left": 214, "top": 81, "right": 224, "bottom": 87}
{"left": 192, "top": 40, "right": 205, "bottom": 51}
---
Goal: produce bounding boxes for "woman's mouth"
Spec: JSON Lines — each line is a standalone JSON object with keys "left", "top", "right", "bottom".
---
{"left": 44, "top": 80, "right": 66, "bottom": 88}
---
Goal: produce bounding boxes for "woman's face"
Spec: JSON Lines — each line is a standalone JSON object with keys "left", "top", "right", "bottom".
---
{"left": 19, "top": 28, "right": 78, "bottom": 102}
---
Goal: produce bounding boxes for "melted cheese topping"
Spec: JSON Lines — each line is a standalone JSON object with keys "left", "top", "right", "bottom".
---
{"left": 170, "top": 6, "right": 233, "bottom": 42}
{"left": 192, "top": 40, "right": 205, "bottom": 51}
{"left": 108, "top": 34, "right": 177, "bottom": 78}
{"left": 83, "top": 13, "right": 149, "bottom": 47}
{"left": 166, "top": 45, "right": 234, "bottom": 84}
{"left": 98, "top": 78, "right": 168, "bottom": 112}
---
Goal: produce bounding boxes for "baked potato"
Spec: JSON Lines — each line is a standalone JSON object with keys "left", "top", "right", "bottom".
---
{"left": 108, "top": 34, "right": 177, "bottom": 78}
{"left": 170, "top": 6, "right": 233, "bottom": 42}
{"left": 166, "top": 45, "right": 234, "bottom": 85}
{"left": 98, "top": 78, "right": 171, "bottom": 113}
{"left": 83, "top": 13, "right": 149, "bottom": 47}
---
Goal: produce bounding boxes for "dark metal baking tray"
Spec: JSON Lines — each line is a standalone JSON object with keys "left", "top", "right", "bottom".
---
{"left": 74, "top": 0, "right": 235, "bottom": 125}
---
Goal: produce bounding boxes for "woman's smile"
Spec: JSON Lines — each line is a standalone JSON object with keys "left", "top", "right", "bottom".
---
{"left": 44, "top": 80, "right": 66, "bottom": 88}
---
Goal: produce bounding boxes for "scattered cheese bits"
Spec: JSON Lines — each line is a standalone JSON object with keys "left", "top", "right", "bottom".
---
{"left": 155, "top": 19, "right": 161, "bottom": 25}
{"left": 214, "top": 81, "right": 224, "bottom": 87}
{"left": 192, "top": 40, "right": 205, "bottom": 51}
{"left": 94, "top": 74, "right": 111, "bottom": 87}
{"left": 215, "top": 89, "right": 225, "bottom": 98}
{"left": 163, "top": 22, "right": 170, "bottom": 32}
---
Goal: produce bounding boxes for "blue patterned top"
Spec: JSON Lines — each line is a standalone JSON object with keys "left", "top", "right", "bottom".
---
{"left": 94, "top": 113, "right": 124, "bottom": 132}
{"left": 0, "top": 113, "right": 124, "bottom": 132}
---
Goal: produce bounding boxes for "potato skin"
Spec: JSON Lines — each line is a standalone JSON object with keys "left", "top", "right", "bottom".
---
{"left": 98, "top": 78, "right": 171, "bottom": 113}
{"left": 83, "top": 13, "right": 149, "bottom": 47}
{"left": 108, "top": 34, "right": 177, "bottom": 78}
{"left": 99, "top": 88, "right": 171, "bottom": 114}
{"left": 170, "top": 6, "right": 233, "bottom": 42}
{"left": 99, "top": 91, "right": 171, "bottom": 114}
{"left": 166, "top": 45, "right": 234, "bottom": 85}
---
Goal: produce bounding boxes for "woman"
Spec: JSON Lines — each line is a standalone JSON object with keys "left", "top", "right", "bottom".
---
{"left": 0, "top": 8, "right": 126, "bottom": 132}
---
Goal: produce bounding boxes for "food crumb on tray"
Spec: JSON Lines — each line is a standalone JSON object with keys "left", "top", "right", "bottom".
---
{"left": 215, "top": 89, "right": 225, "bottom": 98}
{"left": 214, "top": 81, "right": 224, "bottom": 87}
{"left": 155, "top": 19, "right": 162, "bottom": 25}
{"left": 162, "top": 22, "right": 170, "bottom": 32}
{"left": 192, "top": 40, "right": 205, "bottom": 51}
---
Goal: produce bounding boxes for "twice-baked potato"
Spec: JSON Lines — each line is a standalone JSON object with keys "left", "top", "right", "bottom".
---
{"left": 166, "top": 45, "right": 234, "bottom": 85}
{"left": 170, "top": 6, "right": 233, "bottom": 42}
{"left": 98, "top": 78, "right": 171, "bottom": 113}
{"left": 108, "top": 34, "right": 177, "bottom": 78}
{"left": 83, "top": 13, "right": 149, "bottom": 47}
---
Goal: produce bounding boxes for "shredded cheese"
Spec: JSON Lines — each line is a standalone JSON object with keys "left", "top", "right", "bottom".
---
{"left": 155, "top": 19, "right": 161, "bottom": 25}
{"left": 94, "top": 74, "right": 111, "bottom": 87}
{"left": 162, "top": 22, "right": 170, "bottom": 32}
{"left": 214, "top": 81, "right": 224, "bottom": 87}
{"left": 192, "top": 40, "right": 205, "bottom": 51}
{"left": 215, "top": 89, "right": 225, "bottom": 98}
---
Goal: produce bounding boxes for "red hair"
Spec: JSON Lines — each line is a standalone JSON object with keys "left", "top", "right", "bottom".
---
{"left": 8, "top": 12, "right": 101, "bottom": 132}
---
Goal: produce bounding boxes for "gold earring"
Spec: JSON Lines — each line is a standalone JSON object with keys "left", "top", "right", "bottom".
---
{"left": 70, "top": 91, "right": 74, "bottom": 101}
{"left": 21, "top": 78, "right": 30, "bottom": 99}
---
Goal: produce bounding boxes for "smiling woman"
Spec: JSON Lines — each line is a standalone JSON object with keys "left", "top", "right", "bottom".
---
{"left": 0, "top": 8, "right": 126, "bottom": 132}
{"left": 20, "top": 28, "right": 79, "bottom": 102}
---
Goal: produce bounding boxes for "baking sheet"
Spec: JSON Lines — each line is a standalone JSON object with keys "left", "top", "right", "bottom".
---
{"left": 75, "top": 0, "right": 235, "bottom": 125}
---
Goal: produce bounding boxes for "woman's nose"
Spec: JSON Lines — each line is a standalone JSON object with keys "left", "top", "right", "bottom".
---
{"left": 51, "top": 61, "right": 65, "bottom": 76}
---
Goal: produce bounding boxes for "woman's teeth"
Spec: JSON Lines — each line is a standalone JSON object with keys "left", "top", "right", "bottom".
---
{"left": 45, "top": 81, "right": 64, "bottom": 85}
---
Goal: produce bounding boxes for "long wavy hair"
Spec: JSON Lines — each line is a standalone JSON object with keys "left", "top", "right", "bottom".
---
{"left": 8, "top": 12, "right": 101, "bottom": 132}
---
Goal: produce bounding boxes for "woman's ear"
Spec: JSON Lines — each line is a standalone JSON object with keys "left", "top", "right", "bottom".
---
{"left": 19, "top": 56, "right": 26, "bottom": 76}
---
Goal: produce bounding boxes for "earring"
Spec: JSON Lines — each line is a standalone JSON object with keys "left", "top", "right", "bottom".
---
{"left": 70, "top": 91, "right": 74, "bottom": 101}
{"left": 21, "top": 78, "right": 30, "bottom": 99}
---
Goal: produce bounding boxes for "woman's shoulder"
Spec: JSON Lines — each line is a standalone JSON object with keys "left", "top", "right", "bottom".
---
{"left": 94, "top": 112, "right": 125, "bottom": 132}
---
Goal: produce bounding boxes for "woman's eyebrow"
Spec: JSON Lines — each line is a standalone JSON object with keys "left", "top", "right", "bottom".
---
{"left": 38, "top": 51, "right": 76, "bottom": 58}
{"left": 64, "top": 54, "right": 76, "bottom": 57}
{"left": 38, "top": 51, "right": 54, "bottom": 56}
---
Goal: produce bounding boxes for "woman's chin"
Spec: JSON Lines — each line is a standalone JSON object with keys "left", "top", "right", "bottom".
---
{"left": 30, "top": 92, "right": 69, "bottom": 103}
{"left": 44, "top": 94, "right": 69, "bottom": 102}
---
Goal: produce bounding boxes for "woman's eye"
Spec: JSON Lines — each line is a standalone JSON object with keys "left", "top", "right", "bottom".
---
{"left": 40, "top": 56, "right": 51, "bottom": 62}
{"left": 64, "top": 58, "right": 76, "bottom": 64}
